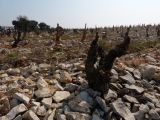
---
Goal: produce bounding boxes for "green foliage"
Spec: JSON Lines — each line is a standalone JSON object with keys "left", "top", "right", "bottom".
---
{"left": 28, "top": 20, "right": 38, "bottom": 32}
{"left": 38, "top": 22, "right": 50, "bottom": 32}
{"left": 12, "top": 16, "right": 29, "bottom": 32}
{"left": 12, "top": 16, "right": 39, "bottom": 47}
{"left": 12, "top": 16, "right": 38, "bottom": 32}
{"left": 0, "top": 26, "right": 2, "bottom": 31}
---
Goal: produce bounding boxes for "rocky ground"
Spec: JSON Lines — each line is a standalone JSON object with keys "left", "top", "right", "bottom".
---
{"left": 0, "top": 29, "right": 160, "bottom": 120}
{"left": 0, "top": 42, "right": 160, "bottom": 120}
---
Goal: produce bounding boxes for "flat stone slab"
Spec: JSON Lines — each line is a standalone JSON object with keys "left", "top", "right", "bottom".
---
{"left": 111, "top": 99, "right": 135, "bottom": 120}
{"left": 6, "top": 104, "right": 27, "bottom": 120}
{"left": 53, "top": 91, "right": 70, "bottom": 102}
{"left": 13, "top": 93, "right": 30, "bottom": 104}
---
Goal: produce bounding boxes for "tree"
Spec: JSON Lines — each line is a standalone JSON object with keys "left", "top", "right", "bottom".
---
{"left": 48, "top": 27, "right": 55, "bottom": 34}
{"left": 85, "top": 27, "right": 131, "bottom": 94}
{"left": 28, "top": 20, "right": 38, "bottom": 32}
{"left": 0, "top": 26, "right": 2, "bottom": 31}
{"left": 38, "top": 22, "right": 48, "bottom": 31}
{"left": 12, "top": 16, "right": 29, "bottom": 48}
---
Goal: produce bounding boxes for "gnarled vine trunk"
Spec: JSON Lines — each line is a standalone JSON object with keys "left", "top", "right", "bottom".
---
{"left": 12, "top": 31, "right": 26, "bottom": 48}
{"left": 85, "top": 28, "right": 131, "bottom": 94}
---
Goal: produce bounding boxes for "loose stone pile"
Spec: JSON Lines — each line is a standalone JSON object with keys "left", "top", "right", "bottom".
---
{"left": 0, "top": 50, "right": 160, "bottom": 120}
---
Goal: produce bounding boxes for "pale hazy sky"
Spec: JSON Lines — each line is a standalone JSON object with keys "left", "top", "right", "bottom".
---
{"left": 1, "top": 0, "right": 160, "bottom": 28}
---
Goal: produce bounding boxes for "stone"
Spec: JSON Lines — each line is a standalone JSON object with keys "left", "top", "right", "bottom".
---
{"left": 125, "top": 66, "right": 134, "bottom": 73}
{"left": 140, "top": 64, "right": 156, "bottom": 80}
{"left": 53, "top": 73, "right": 60, "bottom": 80}
{"left": 146, "top": 102, "right": 155, "bottom": 109}
{"left": 133, "top": 69, "right": 141, "bottom": 79}
{"left": 145, "top": 114, "right": 149, "bottom": 119}
{"left": 92, "top": 113, "right": 102, "bottom": 120}
{"left": 111, "top": 69, "right": 118, "bottom": 82}
{"left": 145, "top": 55, "right": 156, "bottom": 62}
{"left": 111, "top": 99, "right": 135, "bottom": 120}
{"left": 13, "top": 115, "right": 22, "bottom": 120}
{"left": 141, "top": 79, "right": 153, "bottom": 88}
{"left": 66, "top": 112, "right": 91, "bottom": 120}
{"left": 13, "top": 93, "right": 30, "bottom": 104}
{"left": 110, "top": 83, "right": 122, "bottom": 91}
{"left": 64, "top": 83, "right": 79, "bottom": 92}
{"left": 149, "top": 80, "right": 157, "bottom": 85}
{"left": 10, "top": 99, "right": 20, "bottom": 108}
{"left": 154, "top": 73, "right": 160, "bottom": 83}
{"left": 74, "top": 62, "right": 85, "bottom": 70}
{"left": 0, "top": 97, "right": 10, "bottom": 116}
{"left": 68, "top": 99, "right": 91, "bottom": 114}
{"left": 59, "top": 71, "right": 72, "bottom": 83}
{"left": 0, "top": 85, "right": 7, "bottom": 91}
{"left": 156, "top": 103, "right": 160, "bottom": 108}
{"left": 94, "top": 109, "right": 105, "bottom": 119}
{"left": 149, "top": 109, "right": 160, "bottom": 120}
{"left": 42, "top": 97, "right": 52, "bottom": 108}
{"left": 21, "top": 68, "right": 33, "bottom": 78}
{"left": 6, "top": 104, "right": 27, "bottom": 120}
{"left": 139, "top": 104, "right": 150, "bottom": 113}
{"left": 51, "top": 103, "right": 63, "bottom": 109}
{"left": 155, "top": 108, "right": 160, "bottom": 115}
{"left": 143, "top": 93, "right": 159, "bottom": 104}
{"left": 53, "top": 91, "right": 70, "bottom": 102}
{"left": 7, "top": 81, "right": 20, "bottom": 91}
{"left": 29, "top": 62, "right": 38, "bottom": 71}
{"left": 43, "top": 109, "right": 52, "bottom": 120}
{"left": 59, "top": 63, "right": 73, "bottom": 70}
{"left": 111, "top": 69, "right": 118, "bottom": 78}
{"left": 104, "top": 89, "right": 117, "bottom": 103}
{"left": 77, "top": 76, "right": 87, "bottom": 84}
{"left": 126, "top": 85, "right": 144, "bottom": 94}
{"left": 47, "top": 108, "right": 56, "bottom": 120}
{"left": 79, "top": 91, "right": 95, "bottom": 106}
{"left": 96, "top": 97, "right": 108, "bottom": 113}
{"left": 53, "top": 81, "right": 64, "bottom": 91}
{"left": 38, "top": 63, "right": 51, "bottom": 71}
{"left": 37, "top": 77, "right": 48, "bottom": 89}
{"left": 125, "top": 102, "right": 131, "bottom": 110}
{"left": 36, "top": 105, "right": 47, "bottom": 116}
{"left": 0, "top": 48, "right": 10, "bottom": 55}
{"left": 133, "top": 111, "right": 145, "bottom": 120}
{"left": 0, "top": 116, "right": 9, "bottom": 120}
{"left": 132, "top": 104, "right": 140, "bottom": 112}
{"left": 31, "top": 101, "right": 41, "bottom": 106}
{"left": 35, "top": 87, "right": 54, "bottom": 98}
{"left": 23, "top": 110, "right": 40, "bottom": 120}
{"left": 77, "top": 64, "right": 85, "bottom": 71}
{"left": 56, "top": 114, "right": 67, "bottom": 120}
{"left": 56, "top": 108, "right": 63, "bottom": 115}
{"left": 63, "top": 105, "right": 71, "bottom": 114}
{"left": 123, "top": 95, "right": 139, "bottom": 104}
{"left": 86, "top": 88, "right": 101, "bottom": 98}
{"left": 120, "top": 73, "right": 135, "bottom": 84}
{"left": 7, "top": 68, "right": 20, "bottom": 75}
{"left": 30, "top": 106, "right": 38, "bottom": 113}
{"left": 71, "top": 71, "right": 82, "bottom": 77}
{"left": 0, "top": 73, "right": 8, "bottom": 78}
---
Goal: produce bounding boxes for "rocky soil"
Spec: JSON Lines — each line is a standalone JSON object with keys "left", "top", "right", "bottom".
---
{"left": 0, "top": 41, "right": 160, "bottom": 120}
{"left": 0, "top": 27, "right": 160, "bottom": 120}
